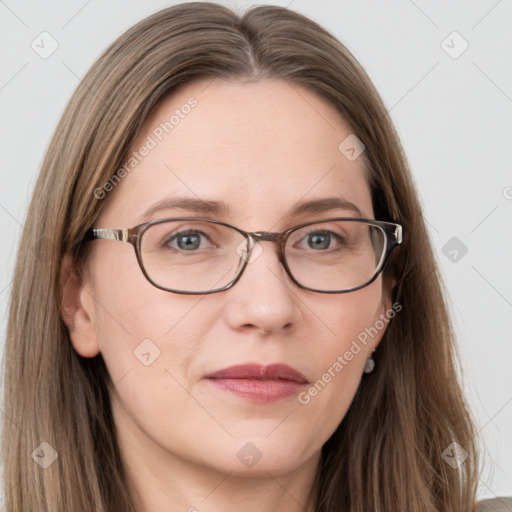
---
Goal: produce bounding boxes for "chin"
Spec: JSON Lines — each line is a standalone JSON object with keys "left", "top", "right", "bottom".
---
{"left": 187, "top": 434, "right": 317, "bottom": 476}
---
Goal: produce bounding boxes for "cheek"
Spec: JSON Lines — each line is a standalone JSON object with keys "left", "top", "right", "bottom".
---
{"left": 307, "top": 282, "right": 384, "bottom": 362}
{"left": 296, "top": 284, "right": 385, "bottom": 435}
{"left": 87, "top": 246, "right": 214, "bottom": 384}
{"left": 89, "top": 278, "right": 216, "bottom": 450}
{"left": 92, "top": 285, "right": 210, "bottom": 377}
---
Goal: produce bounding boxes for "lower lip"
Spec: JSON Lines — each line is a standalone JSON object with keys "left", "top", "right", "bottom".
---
{"left": 206, "top": 378, "right": 306, "bottom": 402}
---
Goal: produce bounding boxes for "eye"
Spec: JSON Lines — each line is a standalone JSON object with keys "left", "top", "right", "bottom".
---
{"left": 297, "top": 229, "right": 344, "bottom": 251}
{"left": 166, "top": 229, "right": 213, "bottom": 251}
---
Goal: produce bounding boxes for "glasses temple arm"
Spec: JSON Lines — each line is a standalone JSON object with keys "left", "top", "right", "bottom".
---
{"left": 84, "top": 228, "right": 127, "bottom": 242}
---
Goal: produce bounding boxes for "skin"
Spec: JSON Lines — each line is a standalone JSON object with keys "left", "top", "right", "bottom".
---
{"left": 62, "top": 78, "right": 392, "bottom": 512}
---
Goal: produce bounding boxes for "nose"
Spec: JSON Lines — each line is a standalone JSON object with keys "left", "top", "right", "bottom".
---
{"left": 223, "top": 240, "right": 302, "bottom": 336}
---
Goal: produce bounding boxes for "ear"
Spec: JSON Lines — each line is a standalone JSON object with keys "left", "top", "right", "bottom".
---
{"left": 60, "top": 253, "right": 101, "bottom": 358}
{"left": 382, "top": 276, "right": 398, "bottom": 310}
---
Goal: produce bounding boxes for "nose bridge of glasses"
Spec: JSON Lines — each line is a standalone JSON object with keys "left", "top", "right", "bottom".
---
{"left": 250, "top": 231, "right": 285, "bottom": 243}
{"left": 243, "top": 231, "right": 287, "bottom": 264}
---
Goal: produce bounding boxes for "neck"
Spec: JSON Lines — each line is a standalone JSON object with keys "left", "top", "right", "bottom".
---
{"left": 126, "top": 458, "right": 319, "bottom": 512}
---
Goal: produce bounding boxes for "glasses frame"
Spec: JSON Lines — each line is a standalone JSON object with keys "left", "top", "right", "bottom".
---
{"left": 83, "top": 217, "right": 403, "bottom": 295}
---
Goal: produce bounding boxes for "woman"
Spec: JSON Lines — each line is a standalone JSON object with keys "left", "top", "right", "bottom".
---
{"left": 2, "top": 3, "right": 509, "bottom": 511}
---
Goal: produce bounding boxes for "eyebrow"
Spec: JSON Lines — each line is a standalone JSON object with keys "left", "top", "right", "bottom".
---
{"left": 140, "top": 196, "right": 365, "bottom": 222}
{"left": 141, "top": 197, "right": 230, "bottom": 221}
{"left": 288, "top": 197, "right": 364, "bottom": 218}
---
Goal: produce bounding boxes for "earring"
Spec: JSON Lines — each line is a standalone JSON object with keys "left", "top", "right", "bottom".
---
{"left": 363, "top": 354, "right": 375, "bottom": 374}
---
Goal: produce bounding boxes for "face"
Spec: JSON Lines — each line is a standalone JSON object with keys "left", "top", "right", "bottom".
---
{"left": 66, "top": 79, "right": 392, "bottom": 480}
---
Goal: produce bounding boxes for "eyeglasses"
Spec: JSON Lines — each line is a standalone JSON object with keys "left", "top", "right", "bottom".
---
{"left": 83, "top": 217, "right": 402, "bottom": 294}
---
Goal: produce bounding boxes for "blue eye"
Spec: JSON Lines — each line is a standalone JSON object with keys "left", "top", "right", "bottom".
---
{"left": 298, "top": 230, "right": 344, "bottom": 251}
{"left": 308, "top": 232, "right": 331, "bottom": 250}
{"left": 167, "top": 230, "right": 210, "bottom": 251}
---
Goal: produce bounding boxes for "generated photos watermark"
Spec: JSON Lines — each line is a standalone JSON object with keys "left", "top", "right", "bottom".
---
{"left": 298, "top": 301, "right": 402, "bottom": 405}
{"left": 94, "top": 96, "right": 198, "bottom": 200}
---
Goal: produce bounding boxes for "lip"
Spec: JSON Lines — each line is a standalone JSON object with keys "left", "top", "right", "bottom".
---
{"left": 204, "top": 363, "right": 309, "bottom": 403}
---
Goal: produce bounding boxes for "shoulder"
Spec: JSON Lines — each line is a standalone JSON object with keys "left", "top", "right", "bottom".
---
{"left": 477, "top": 497, "right": 512, "bottom": 511}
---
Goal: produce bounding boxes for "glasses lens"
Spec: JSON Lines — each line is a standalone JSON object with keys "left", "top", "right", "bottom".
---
{"left": 285, "top": 220, "right": 386, "bottom": 292}
{"left": 139, "top": 220, "right": 247, "bottom": 293}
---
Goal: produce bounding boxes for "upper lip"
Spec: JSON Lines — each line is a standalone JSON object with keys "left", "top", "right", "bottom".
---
{"left": 204, "top": 363, "right": 308, "bottom": 384}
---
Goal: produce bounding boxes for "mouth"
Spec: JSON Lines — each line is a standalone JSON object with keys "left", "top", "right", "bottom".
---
{"left": 204, "top": 363, "right": 309, "bottom": 403}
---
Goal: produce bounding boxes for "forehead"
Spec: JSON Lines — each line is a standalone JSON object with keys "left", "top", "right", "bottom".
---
{"left": 98, "top": 78, "right": 373, "bottom": 229}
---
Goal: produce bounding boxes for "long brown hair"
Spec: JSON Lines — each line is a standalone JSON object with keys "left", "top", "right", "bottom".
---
{"left": 2, "top": 3, "right": 479, "bottom": 510}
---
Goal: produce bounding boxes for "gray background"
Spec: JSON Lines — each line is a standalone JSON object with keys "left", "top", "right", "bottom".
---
{"left": 1, "top": 0, "right": 511, "bottom": 501}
